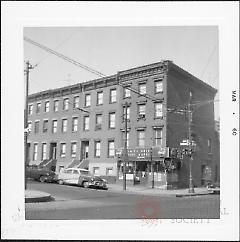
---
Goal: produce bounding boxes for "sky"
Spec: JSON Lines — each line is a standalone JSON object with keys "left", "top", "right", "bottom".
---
{"left": 24, "top": 26, "right": 219, "bottom": 118}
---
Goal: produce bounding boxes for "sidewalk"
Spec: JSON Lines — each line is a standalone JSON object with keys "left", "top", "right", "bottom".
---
{"left": 107, "top": 183, "right": 213, "bottom": 197}
{"left": 25, "top": 190, "right": 53, "bottom": 203}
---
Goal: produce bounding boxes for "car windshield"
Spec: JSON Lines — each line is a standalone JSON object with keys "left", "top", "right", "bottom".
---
{"left": 80, "top": 170, "right": 89, "bottom": 175}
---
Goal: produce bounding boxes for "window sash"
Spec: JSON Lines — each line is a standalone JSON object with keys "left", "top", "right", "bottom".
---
{"left": 155, "top": 80, "right": 163, "bottom": 93}
{"left": 73, "top": 97, "right": 79, "bottom": 108}
{"left": 63, "top": 99, "right": 69, "bottom": 110}
{"left": 124, "top": 88, "right": 131, "bottom": 98}
{"left": 108, "top": 141, "right": 115, "bottom": 157}
{"left": 28, "top": 105, "right": 33, "bottom": 115}
{"left": 72, "top": 118, "right": 78, "bottom": 132}
{"left": 138, "top": 131, "right": 145, "bottom": 147}
{"left": 155, "top": 103, "right": 163, "bottom": 118}
{"left": 52, "top": 121, "right": 57, "bottom": 133}
{"left": 154, "top": 129, "right": 163, "bottom": 146}
{"left": 60, "top": 144, "right": 66, "bottom": 157}
{"left": 85, "top": 94, "right": 91, "bottom": 107}
{"left": 71, "top": 143, "right": 77, "bottom": 157}
{"left": 95, "top": 141, "right": 101, "bottom": 157}
{"left": 54, "top": 100, "right": 59, "bottom": 111}
{"left": 110, "top": 89, "right": 117, "bottom": 103}
{"left": 34, "top": 121, "right": 39, "bottom": 133}
{"left": 45, "top": 102, "right": 50, "bottom": 112}
{"left": 84, "top": 116, "right": 90, "bottom": 130}
{"left": 62, "top": 119, "right": 68, "bottom": 132}
{"left": 42, "top": 143, "right": 47, "bottom": 160}
{"left": 138, "top": 104, "right": 146, "bottom": 115}
{"left": 109, "top": 113, "right": 115, "bottom": 128}
{"left": 36, "top": 103, "right": 41, "bottom": 113}
{"left": 139, "top": 84, "right": 146, "bottom": 95}
{"left": 33, "top": 144, "right": 38, "bottom": 161}
{"left": 43, "top": 120, "right": 48, "bottom": 132}
{"left": 97, "top": 92, "right": 103, "bottom": 105}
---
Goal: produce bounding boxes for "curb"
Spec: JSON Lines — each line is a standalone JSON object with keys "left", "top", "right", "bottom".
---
{"left": 175, "top": 192, "right": 213, "bottom": 197}
{"left": 25, "top": 190, "right": 54, "bottom": 203}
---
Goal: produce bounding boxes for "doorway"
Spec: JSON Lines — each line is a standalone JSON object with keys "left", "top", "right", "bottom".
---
{"left": 49, "top": 142, "right": 57, "bottom": 160}
{"left": 81, "top": 140, "right": 89, "bottom": 160}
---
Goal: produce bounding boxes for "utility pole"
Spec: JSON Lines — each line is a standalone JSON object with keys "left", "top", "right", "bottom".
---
{"left": 24, "top": 61, "right": 33, "bottom": 190}
{"left": 188, "top": 91, "right": 195, "bottom": 193}
{"left": 151, "top": 148, "right": 154, "bottom": 189}
{"left": 123, "top": 100, "right": 129, "bottom": 191}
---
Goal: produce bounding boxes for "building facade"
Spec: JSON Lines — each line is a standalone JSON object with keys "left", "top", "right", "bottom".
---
{"left": 27, "top": 61, "right": 219, "bottom": 188}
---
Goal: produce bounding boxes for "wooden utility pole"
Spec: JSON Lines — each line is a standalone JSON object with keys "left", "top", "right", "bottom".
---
{"left": 188, "top": 91, "right": 195, "bottom": 193}
{"left": 24, "top": 61, "right": 33, "bottom": 190}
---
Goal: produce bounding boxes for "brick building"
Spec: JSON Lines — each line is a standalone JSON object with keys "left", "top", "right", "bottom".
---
{"left": 27, "top": 60, "right": 219, "bottom": 188}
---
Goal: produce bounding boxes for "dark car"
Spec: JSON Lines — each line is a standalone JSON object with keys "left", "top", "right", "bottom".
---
{"left": 26, "top": 165, "right": 57, "bottom": 183}
{"left": 207, "top": 182, "right": 220, "bottom": 194}
{"left": 78, "top": 174, "right": 108, "bottom": 190}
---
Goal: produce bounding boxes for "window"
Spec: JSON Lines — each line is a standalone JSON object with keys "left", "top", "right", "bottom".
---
{"left": 85, "top": 94, "right": 91, "bottom": 107}
{"left": 36, "top": 103, "right": 41, "bottom": 113}
{"left": 207, "top": 138, "right": 212, "bottom": 153}
{"left": 109, "top": 112, "right": 116, "bottom": 129}
{"left": 155, "top": 102, "right": 163, "bottom": 118}
{"left": 43, "top": 120, "right": 48, "bottom": 133}
{"left": 93, "top": 167, "right": 100, "bottom": 175}
{"left": 34, "top": 121, "right": 40, "bottom": 134}
{"left": 52, "top": 120, "right": 57, "bottom": 133}
{"left": 108, "top": 140, "right": 115, "bottom": 157}
{"left": 97, "top": 91, "right": 103, "bottom": 105}
{"left": 95, "top": 114, "right": 102, "bottom": 130}
{"left": 94, "top": 141, "right": 101, "bottom": 158}
{"left": 28, "top": 122, "right": 32, "bottom": 134}
{"left": 83, "top": 116, "right": 90, "bottom": 131}
{"left": 72, "top": 117, "right": 78, "bottom": 132}
{"left": 41, "top": 143, "right": 47, "bottom": 160}
{"left": 123, "top": 87, "right": 131, "bottom": 98}
{"left": 123, "top": 106, "right": 130, "bottom": 120}
{"left": 139, "top": 83, "right": 146, "bottom": 95}
{"left": 71, "top": 142, "right": 77, "bottom": 158}
{"left": 122, "top": 131, "right": 129, "bottom": 147}
{"left": 155, "top": 79, "right": 163, "bottom": 93}
{"left": 137, "top": 130, "right": 145, "bottom": 147}
{"left": 33, "top": 143, "right": 38, "bottom": 161}
{"left": 62, "top": 119, "right": 68, "bottom": 133}
{"left": 73, "top": 96, "right": 79, "bottom": 108}
{"left": 138, "top": 104, "right": 146, "bottom": 119}
{"left": 63, "top": 98, "right": 69, "bottom": 110}
{"left": 44, "top": 101, "right": 50, "bottom": 112}
{"left": 28, "top": 105, "right": 33, "bottom": 115}
{"left": 153, "top": 128, "right": 163, "bottom": 146}
{"left": 106, "top": 168, "right": 113, "bottom": 176}
{"left": 60, "top": 143, "right": 66, "bottom": 157}
{"left": 53, "top": 100, "right": 59, "bottom": 112}
{"left": 110, "top": 89, "right": 117, "bottom": 103}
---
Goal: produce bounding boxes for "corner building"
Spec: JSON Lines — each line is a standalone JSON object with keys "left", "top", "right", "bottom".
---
{"left": 27, "top": 61, "right": 219, "bottom": 188}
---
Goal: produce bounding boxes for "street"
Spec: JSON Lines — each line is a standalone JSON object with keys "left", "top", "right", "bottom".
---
{"left": 25, "top": 180, "right": 220, "bottom": 220}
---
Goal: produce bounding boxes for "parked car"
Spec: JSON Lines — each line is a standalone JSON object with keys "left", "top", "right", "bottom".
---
{"left": 207, "top": 182, "right": 220, "bottom": 194}
{"left": 57, "top": 168, "right": 108, "bottom": 190}
{"left": 26, "top": 165, "right": 57, "bottom": 183}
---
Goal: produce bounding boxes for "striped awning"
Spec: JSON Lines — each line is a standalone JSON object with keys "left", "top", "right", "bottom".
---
{"left": 77, "top": 159, "right": 89, "bottom": 170}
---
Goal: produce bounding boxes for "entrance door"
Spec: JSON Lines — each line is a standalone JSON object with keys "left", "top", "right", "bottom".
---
{"left": 81, "top": 141, "right": 89, "bottom": 160}
{"left": 49, "top": 142, "right": 57, "bottom": 160}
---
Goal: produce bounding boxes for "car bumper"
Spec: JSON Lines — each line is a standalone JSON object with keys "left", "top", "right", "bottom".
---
{"left": 89, "top": 182, "right": 108, "bottom": 189}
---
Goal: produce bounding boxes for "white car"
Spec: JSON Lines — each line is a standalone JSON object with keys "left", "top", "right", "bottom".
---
{"left": 57, "top": 168, "right": 89, "bottom": 185}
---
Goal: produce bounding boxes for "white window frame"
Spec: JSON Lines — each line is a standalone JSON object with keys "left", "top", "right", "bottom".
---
{"left": 44, "top": 101, "right": 50, "bottom": 112}
{"left": 60, "top": 143, "right": 66, "bottom": 158}
{"left": 109, "top": 112, "right": 116, "bottom": 129}
{"left": 72, "top": 117, "right": 78, "bottom": 132}
{"left": 85, "top": 94, "right": 91, "bottom": 107}
{"left": 73, "top": 96, "right": 80, "bottom": 109}
{"left": 62, "top": 119, "right": 68, "bottom": 133}
{"left": 108, "top": 140, "right": 115, "bottom": 157}
{"left": 41, "top": 143, "right": 47, "bottom": 160}
{"left": 53, "top": 100, "right": 59, "bottom": 112}
{"left": 110, "top": 89, "right": 117, "bottom": 103}
{"left": 83, "top": 116, "right": 90, "bottom": 131}
{"left": 33, "top": 143, "right": 38, "bottom": 161}
{"left": 94, "top": 141, "right": 101, "bottom": 158}
{"left": 71, "top": 142, "right": 77, "bottom": 158}
{"left": 97, "top": 91, "right": 103, "bottom": 105}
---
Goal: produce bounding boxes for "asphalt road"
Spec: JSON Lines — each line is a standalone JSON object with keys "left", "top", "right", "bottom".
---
{"left": 25, "top": 180, "right": 220, "bottom": 220}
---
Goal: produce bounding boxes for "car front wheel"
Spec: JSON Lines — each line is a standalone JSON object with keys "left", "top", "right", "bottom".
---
{"left": 39, "top": 176, "right": 47, "bottom": 183}
{"left": 83, "top": 181, "right": 89, "bottom": 188}
{"left": 58, "top": 179, "right": 64, "bottom": 185}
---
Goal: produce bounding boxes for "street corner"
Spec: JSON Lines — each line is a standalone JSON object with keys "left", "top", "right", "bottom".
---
{"left": 25, "top": 190, "right": 54, "bottom": 203}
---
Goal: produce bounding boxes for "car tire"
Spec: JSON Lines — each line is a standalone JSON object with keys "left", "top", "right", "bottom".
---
{"left": 39, "top": 176, "right": 46, "bottom": 183}
{"left": 83, "top": 181, "right": 89, "bottom": 188}
{"left": 58, "top": 179, "right": 64, "bottom": 185}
